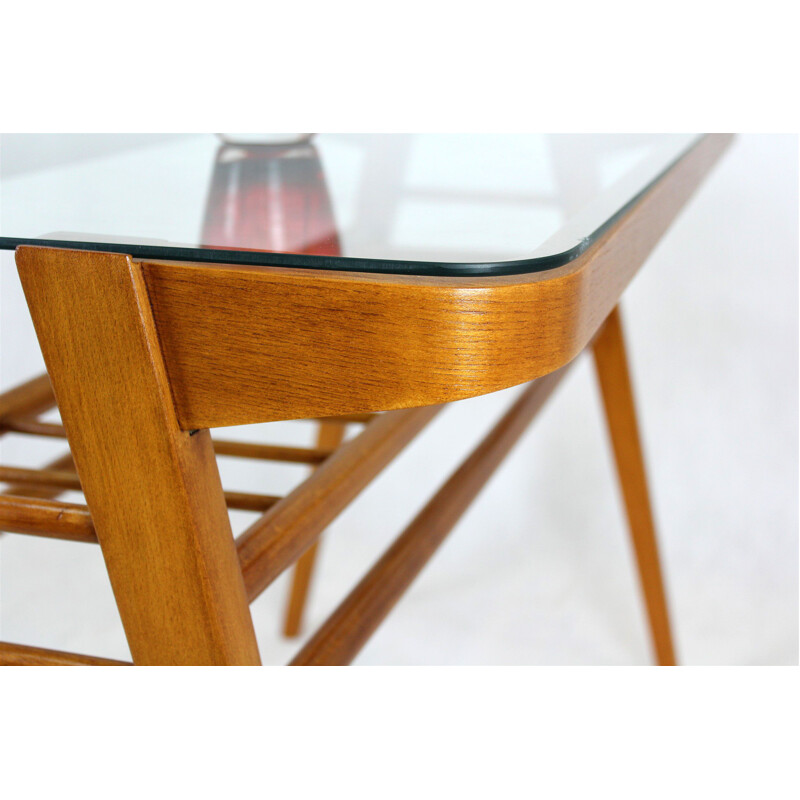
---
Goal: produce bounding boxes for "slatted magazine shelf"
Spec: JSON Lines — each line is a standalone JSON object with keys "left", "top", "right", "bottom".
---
{"left": 0, "top": 372, "right": 432, "bottom": 665}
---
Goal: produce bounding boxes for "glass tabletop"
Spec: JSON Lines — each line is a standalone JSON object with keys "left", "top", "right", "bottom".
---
{"left": 0, "top": 133, "right": 700, "bottom": 277}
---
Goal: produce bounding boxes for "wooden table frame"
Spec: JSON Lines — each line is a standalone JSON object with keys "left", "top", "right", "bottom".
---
{"left": 0, "top": 134, "right": 732, "bottom": 665}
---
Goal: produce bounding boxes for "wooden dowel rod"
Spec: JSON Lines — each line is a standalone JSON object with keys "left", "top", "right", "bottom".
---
{"left": 237, "top": 405, "right": 442, "bottom": 603}
{"left": 0, "top": 495, "right": 96, "bottom": 543}
{"left": 223, "top": 491, "right": 283, "bottom": 513}
{"left": 290, "top": 368, "right": 570, "bottom": 666}
{"left": 0, "top": 417, "right": 66, "bottom": 438}
{"left": 0, "top": 465, "right": 281, "bottom": 514}
{"left": 0, "top": 374, "right": 56, "bottom": 424}
{"left": 0, "top": 641, "right": 130, "bottom": 666}
{"left": 212, "top": 440, "right": 335, "bottom": 464}
{"left": 0, "top": 418, "right": 338, "bottom": 466}
{"left": 2, "top": 451, "right": 74, "bottom": 499}
{"left": 0, "top": 465, "right": 83, "bottom": 491}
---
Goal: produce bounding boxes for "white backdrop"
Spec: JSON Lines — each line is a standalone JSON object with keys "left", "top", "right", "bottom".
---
{"left": 0, "top": 134, "right": 796, "bottom": 664}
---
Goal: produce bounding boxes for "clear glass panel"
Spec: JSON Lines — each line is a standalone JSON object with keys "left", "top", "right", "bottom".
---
{"left": 0, "top": 133, "right": 699, "bottom": 276}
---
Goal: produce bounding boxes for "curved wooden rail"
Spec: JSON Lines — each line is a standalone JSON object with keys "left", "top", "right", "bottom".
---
{"left": 112, "top": 134, "right": 734, "bottom": 429}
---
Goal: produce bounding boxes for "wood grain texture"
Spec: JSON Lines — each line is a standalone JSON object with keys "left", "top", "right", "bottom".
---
{"left": 16, "top": 247, "right": 261, "bottom": 665}
{"left": 592, "top": 307, "right": 676, "bottom": 665}
{"left": 0, "top": 495, "right": 95, "bottom": 542}
{"left": 283, "top": 419, "right": 348, "bottom": 637}
{"left": 0, "top": 641, "right": 130, "bottom": 666}
{"left": 291, "top": 368, "right": 570, "bottom": 666}
{"left": 238, "top": 405, "right": 441, "bottom": 603}
{"left": 136, "top": 134, "right": 732, "bottom": 429}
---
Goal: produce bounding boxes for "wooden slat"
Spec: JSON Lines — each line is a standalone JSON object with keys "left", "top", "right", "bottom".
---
{"left": 237, "top": 405, "right": 442, "bottom": 603}
{"left": 290, "top": 368, "right": 569, "bottom": 666}
{"left": 1, "top": 417, "right": 337, "bottom": 465}
{"left": 0, "top": 495, "right": 96, "bottom": 542}
{"left": 0, "top": 373, "right": 56, "bottom": 424}
{"left": 223, "top": 491, "right": 282, "bottom": 513}
{"left": 0, "top": 465, "right": 282, "bottom": 514}
{"left": 0, "top": 641, "right": 130, "bottom": 666}
{"left": 0, "top": 465, "right": 83, "bottom": 491}
{"left": 2, "top": 451, "right": 74, "bottom": 499}
{"left": 0, "top": 417, "right": 65, "bottom": 438}
{"left": 212, "top": 440, "right": 334, "bottom": 464}
{"left": 3, "top": 411, "right": 374, "bottom": 439}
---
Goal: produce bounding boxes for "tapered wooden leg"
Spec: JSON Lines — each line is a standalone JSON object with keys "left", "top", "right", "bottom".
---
{"left": 17, "top": 247, "right": 261, "bottom": 665}
{"left": 283, "top": 419, "right": 347, "bottom": 637}
{"left": 592, "top": 306, "right": 676, "bottom": 666}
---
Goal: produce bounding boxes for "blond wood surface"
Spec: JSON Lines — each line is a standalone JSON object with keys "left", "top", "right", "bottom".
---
{"left": 0, "top": 495, "right": 95, "bottom": 542}
{"left": 592, "top": 307, "right": 676, "bottom": 666}
{"left": 238, "top": 405, "right": 441, "bottom": 603}
{"left": 16, "top": 247, "right": 261, "bottom": 665}
{"left": 0, "top": 641, "right": 130, "bottom": 666}
{"left": 283, "top": 419, "right": 348, "bottom": 637}
{"left": 291, "top": 368, "right": 569, "bottom": 666}
{"left": 131, "top": 134, "right": 732, "bottom": 429}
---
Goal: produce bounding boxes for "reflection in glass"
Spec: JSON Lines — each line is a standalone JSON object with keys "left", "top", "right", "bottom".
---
{"left": 200, "top": 141, "right": 341, "bottom": 257}
{"left": 0, "top": 134, "right": 699, "bottom": 274}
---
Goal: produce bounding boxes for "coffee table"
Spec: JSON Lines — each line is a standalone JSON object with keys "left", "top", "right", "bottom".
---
{"left": 0, "top": 133, "right": 732, "bottom": 665}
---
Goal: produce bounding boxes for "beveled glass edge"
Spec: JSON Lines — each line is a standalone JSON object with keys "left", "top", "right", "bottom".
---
{"left": 0, "top": 134, "right": 703, "bottom": 278}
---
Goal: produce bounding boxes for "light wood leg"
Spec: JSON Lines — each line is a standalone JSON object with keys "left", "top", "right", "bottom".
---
{"left": 592, "top": 306, "right": 677, "bottom": 666}
{"left": 17, "top": 247, "right": 261, "bottom": 665}
{"left": 283, "top": 419, "right": 347, "bottom": 637}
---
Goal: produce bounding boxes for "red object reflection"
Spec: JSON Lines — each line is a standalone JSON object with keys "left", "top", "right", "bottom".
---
{"left": 201, "top": 141, "right": 340, "bottom": 256}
